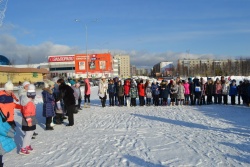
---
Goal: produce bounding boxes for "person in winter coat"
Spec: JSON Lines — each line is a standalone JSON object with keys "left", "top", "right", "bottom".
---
{"left": 200, "top": 78, "right": 207, "bottom": 105}
{"left": 124, "top": 80, "right": 131, "bottom": 107}
{"left": 152, "top": 82, "right": 161, "bottom": 106}
{"left": 193, "top": 77, "right": 201, "bottom": 105}
{"left": 214, "top": 78, "right": 222, "bottom": 104}
{"left": 57, "top": 78, "right": 76, "bottom": 126}
{"left": 42, "top": 80, "right": 56, "bottom": 130}
{"left": 221, "top": 79, "right": 230, "bottom": 105}
{"left": 151, "top": 80, "right": 157, "bottom": 104}
{"left": 0, "top": 109, "right": 16, "bottom": 166}
{"left": 69, "top": 80, "right": 79, "bottom": 114}
{"left": 0, "top": 81, "right": 21, "bottom": 129}
{"left": 161, "top": 80, "right": 169, "bottom": 106}
{"left": 177, "top": 81, "right": 185, "bottom": 106}
{"left": 98, "top": 76, "right": 108, "bottom": 107}
{"left": 145, "top": 82, "right": 152, "bottom": 106}
{"left": 237, "top": 81, "right": 243, "bottom": 105}
{"left": 84, "top": 78, "right": 91, "bottom": 108}
{"left": 75, "top": 82, "right": 82, "bottom": 110}
{"left": 107, "top": 80, "right": 116, "bottom": 106}
{"left": 242, "top": 79, "right": 249, "bottom": 105}
{"left": 19, "top": 84, "right": 37, "bottom": 155}
{"left": 18, "top": 81, "right": 38, "bottom": 139}
{"left": 137, "top": 80, "right": 145, "bottom": 106}
{"left": 53, "top": 81, "right": 65, "bottom": 125}
{"left": 130, "top": 82, "right": 138, "bottom": 107}
{"left": 188, "top": 78, "right": 195, "bottom": 105}
{"left": 113, "top": 77, "right": 119, "bottom": 106}
{"left": 170, "top": 81, "right": 178, "bottom": 106}
{"left": 183, "top": 80, "right": 190, "bottom": 105}
{"left": 229, "top": 80, "right": 237, "bottom": 105}
{"left": 206, "top": 79, "right": 214, "bottom": 105}
{"left": 116, "top": 81, "right": 124, "bottom": 106}
{"left": 246, "top": 80, "right": 250, "bottom": 106}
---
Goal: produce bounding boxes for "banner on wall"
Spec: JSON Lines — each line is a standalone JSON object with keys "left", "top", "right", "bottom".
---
{"left": 75, "top": 53, "right": 112, "bottom": 74}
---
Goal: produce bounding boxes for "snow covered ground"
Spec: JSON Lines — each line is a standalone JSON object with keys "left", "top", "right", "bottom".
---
{"left": 4, "top": 86, "right": 250, "bottom": 167}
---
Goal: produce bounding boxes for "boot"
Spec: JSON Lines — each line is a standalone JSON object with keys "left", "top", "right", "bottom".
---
{"left": 83, "top": 103, "right": 88, "bottom": 108}
{"left": 26, "top": 145, "right": 33, "bottom": 152}
{"left": 45, "top": 124, "right": 54, "bottom": 130}
{"left": 87, "top": 102, "right": 90, "bottom": 108}
{"left": 19, "top": 147, "right": 30, "bottom": 155}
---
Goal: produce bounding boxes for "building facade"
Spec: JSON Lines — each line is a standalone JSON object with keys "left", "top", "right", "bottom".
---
{"left": 39, "top": 53, "right": 116, "bottom": 79}
{"left": 152, "top": 62, "right": 174, "bottom": 77}
{"left": 177, "top": 59, "right": 250, "bottom": 77}
{"left": 0, "top": 66, "right": 48, "bottom": 86}
{"left": 113, "top": 55, "right": 131, "bottom": 78}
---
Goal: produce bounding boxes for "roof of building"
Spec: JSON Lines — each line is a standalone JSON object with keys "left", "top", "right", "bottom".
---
{"left": 0, "top": 66, "right": 49, "bottom": 73}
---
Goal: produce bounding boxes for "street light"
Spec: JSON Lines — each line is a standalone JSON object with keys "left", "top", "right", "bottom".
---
{"left": 75, "top": 19, "right": 98, "bottom": 78}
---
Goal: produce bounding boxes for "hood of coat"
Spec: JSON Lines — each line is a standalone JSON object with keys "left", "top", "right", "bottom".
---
{"left": 42, "top": 87, "right": 53, "bottom": 94}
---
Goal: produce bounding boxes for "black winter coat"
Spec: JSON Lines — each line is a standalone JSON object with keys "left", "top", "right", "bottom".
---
{"left": 206, "top": 83, "right": 214, "bottom": 96}
{"left": 58, "top": 84, "right": 75, "bottom": 106}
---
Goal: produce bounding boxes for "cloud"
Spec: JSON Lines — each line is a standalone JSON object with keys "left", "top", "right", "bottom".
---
{"left": 0, "top": 34, "right": 242, "bottom": 69}
{"left": 0, "top": 34, "right": 79, "bottom": 64}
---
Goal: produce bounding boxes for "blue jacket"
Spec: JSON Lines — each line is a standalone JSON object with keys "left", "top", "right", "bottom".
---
{"left": 0, "top": 111, "right": 16, "bottom": 155}
{"left": 151, "top": 83, "right": 160, "bottom": 95}
{"left": 229, "top": 85, "right": 237, "bottom": 96}
{"left": 108, "top": 83, "right": 116, "bottom": 94}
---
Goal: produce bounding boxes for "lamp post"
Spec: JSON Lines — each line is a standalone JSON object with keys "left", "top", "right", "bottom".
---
{"left": 75, "top": 19, "right": 98, "bottom": 78}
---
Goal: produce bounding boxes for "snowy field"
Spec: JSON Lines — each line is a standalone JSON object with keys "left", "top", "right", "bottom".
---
{"left": 4, "top": 86, "right": 250, "bottom": 167}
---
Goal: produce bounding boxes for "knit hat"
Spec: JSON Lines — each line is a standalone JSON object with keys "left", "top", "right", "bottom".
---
{"left": 27, "top": 84, "right": 36, "bottom": 98}
{"left": 22, "top": 81, "right": 30, "bottom": 87}
{"left": 4, "top": 81, "right": 14, "bottom": 91}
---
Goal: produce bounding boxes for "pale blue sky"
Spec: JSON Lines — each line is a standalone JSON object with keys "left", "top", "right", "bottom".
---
{"left": 0, "top": 0, "right": 250, "bottom": 67}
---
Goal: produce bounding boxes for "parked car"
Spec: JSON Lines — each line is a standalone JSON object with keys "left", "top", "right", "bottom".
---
{"left": 34, "top": 81, "right": 45, "bottom": 88}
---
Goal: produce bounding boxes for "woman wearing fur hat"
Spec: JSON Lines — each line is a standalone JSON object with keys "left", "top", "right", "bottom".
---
{"left": 42, "top": 80, "right": 56, "bottom": 130}
{"left": 0, "top": 81, "right": 21, "bottom": 129}
{"left": 19, "top": 84, "right": 37, "bottom": 155}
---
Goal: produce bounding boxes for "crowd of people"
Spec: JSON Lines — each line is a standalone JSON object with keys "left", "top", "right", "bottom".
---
{"left": 0, "top": 77, "right": 91, "bottom": 165}
{"left": 0, "top": 75, "right": 249, "bottom": 166}
{"left": 103, "top": 76, "right": 250, "bottom": 107}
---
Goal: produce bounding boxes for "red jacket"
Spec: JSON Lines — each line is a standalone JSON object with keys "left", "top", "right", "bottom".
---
{"left": 138, "top": 83, "right": 145, "bottom": 96}
{"left": 124, "top": 81, "right": 130, "bottom": 96}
